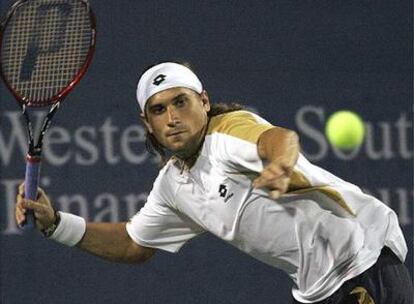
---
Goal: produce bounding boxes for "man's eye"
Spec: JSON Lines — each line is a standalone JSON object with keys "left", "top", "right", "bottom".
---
{"left": 151, "top": 106, "right": 165, "bottom": 114}
{"left": 175, "top": 99, "right": 186, "bottom": 107}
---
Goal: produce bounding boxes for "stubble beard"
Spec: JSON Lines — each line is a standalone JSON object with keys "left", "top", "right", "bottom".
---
{"left": 174, "top": 118, "right": 209, "bottom": 164}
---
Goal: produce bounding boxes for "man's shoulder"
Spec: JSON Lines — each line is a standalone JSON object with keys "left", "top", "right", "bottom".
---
{"left": 208, "top": 110, "right": 267, "bottom": 132}
{"left": 206, "top": 110, "right": 273, "bottom": 144}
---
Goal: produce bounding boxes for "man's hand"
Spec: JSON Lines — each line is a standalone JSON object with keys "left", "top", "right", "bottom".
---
{"left": 256, "top": 127, "right": 300, "bottom": 199}
{"left": 15, "top": 184, "right": 56, "bottom": 231}
{"left": 253, "top": 158, "right": 293, "bottom": 199}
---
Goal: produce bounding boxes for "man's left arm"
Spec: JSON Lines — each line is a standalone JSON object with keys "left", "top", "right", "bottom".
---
{"left": 254, "top": 126, "right": 300, "bottom": 199}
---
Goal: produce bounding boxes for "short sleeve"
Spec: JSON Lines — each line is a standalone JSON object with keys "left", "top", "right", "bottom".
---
{"left": 126, "top": 174, "right": 205, "bottom": 253}
{"left": 206, "top": 111, "right": 274, "bottom": 173}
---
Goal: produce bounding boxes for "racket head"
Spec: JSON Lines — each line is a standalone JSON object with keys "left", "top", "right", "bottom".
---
{"left": 0, "top": 0, "right": 96, "bottom": 107}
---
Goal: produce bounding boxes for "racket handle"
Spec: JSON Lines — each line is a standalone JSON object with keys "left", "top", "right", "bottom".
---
{"left": 22, "top": 155, "right": 42, "bottom": 230}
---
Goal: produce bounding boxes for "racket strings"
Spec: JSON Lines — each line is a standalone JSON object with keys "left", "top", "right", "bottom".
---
{"left": 1, "top": 0, "right": 93, "bottom": 105}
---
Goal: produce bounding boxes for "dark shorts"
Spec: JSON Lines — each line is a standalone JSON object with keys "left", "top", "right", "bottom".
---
{"left": 293, "top": 247, "right": 413, "bottom": 304}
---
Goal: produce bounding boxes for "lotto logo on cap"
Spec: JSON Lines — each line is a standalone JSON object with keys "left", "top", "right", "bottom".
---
{"left": 153, "top": 74, "right": 166, "bottom": 86}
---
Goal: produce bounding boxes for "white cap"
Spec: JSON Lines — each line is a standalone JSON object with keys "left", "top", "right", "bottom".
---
{"left": 136, "top": 62, "right": 203, "bottom": 111}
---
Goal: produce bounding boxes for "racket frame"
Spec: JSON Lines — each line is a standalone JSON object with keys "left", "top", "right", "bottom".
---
{"left": 0, "top": 0, "right": 96, "bottom": 229}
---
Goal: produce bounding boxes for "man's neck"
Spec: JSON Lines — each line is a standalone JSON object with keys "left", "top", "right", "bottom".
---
{"left": 175, "top": 117, "right": 210, "bottom": 169}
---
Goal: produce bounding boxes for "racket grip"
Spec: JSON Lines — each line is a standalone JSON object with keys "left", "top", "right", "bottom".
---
{"left": 22, "top": 155, "right": 42, "bottom": 230}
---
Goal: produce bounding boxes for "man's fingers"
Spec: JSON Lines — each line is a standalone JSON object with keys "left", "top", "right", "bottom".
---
{"left": 15, "top": 192, "right": 28, "bottom": 225}
{"left": 36, "top": 188, "right": 52, "bottom": 207}
{"left": 22, "top": 199, "right": 45, "bottom": 212}
{"left": 274, "top": 176, "right": 290, "bottom": 193}
{"left": 253, "top": 171, "right": 275, "bottom": 188}
{"left": 253, "top": 170, "right": 291, "bottom": 198}
{"left": 253, "top": 175, "right": 271, "bottom": 189}
{"left": 269, "top": 190, "right": 281, "bottom": 199}
{"left": 16, "top": 207, "right": 25, "bottom": 221}
{"left": 36, "top": 187, "right": 47, "bottom": 201}
{"left": 19, "top": 190, "right": 49, "bottom": 207}
{"left": 18, "top": 184, "right": 48, "bottom": 202}
{"left": 16, "top": 202, "right": 26, "bottom": 214}
{"left": 16, "top": 214, "right": 26, "bottom": 226}
{"left": 15, "top": 202, "right": 27, "bottom": 225}
{"left": 253, "top": 178, "right": 265, "bottom": 189}
{"left": 18, "top": 183, "right": 25, "bottom": 196}
{"left": 22, "top": 200, "right": 48, "bottom": 227}
{"left": 253, "top": 171, "right": 284, "bottom": 188}
{"left": 15, "top": 185, "right": 53, "bottom": 230}
{"left": 253, "top": 163, "right": 286, "bottom": 188}
{"left": 16, "top": 194, "right": 26, "bottom": 208}
{"left": 37, "top": 187, "right": 45, "bottom": 197}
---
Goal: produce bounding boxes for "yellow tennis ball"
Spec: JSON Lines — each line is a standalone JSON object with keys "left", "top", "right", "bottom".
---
{"left": 325, "top": 111, "right": 365, "bottom": 149}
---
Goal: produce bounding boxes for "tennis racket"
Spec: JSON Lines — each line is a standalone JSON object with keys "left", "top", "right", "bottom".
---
{"left": 0, "top": 0, "right": 96, "bottom": 229}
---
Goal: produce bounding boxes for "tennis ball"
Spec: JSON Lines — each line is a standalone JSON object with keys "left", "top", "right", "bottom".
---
{"left": 325, "top": 111, "right": 365, "bottom": 149}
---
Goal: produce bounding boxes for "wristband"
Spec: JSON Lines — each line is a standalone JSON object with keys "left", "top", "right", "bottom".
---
{"left": 49, "top": 212, "right": 86, "bottom": 246}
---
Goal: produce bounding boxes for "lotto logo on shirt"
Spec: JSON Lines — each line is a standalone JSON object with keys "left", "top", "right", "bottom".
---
{"left": 219, "top": 184, "right": 234, "bottom": 203}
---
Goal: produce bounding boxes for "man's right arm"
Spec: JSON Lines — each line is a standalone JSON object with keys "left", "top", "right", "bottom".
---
{"left": 16, "top": 186, "right": 156, "bottom": 264}
{"left": 77, "top": 222, "right": 156, "bottom": 264}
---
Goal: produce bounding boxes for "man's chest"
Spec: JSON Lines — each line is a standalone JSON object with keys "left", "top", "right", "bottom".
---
{"left": 171, "top": 158, "right": 254, "bottom": 240}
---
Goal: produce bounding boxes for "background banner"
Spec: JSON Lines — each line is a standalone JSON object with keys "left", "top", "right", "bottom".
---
{"left": 1, "top": 1, "right": 412, "bottom": 303}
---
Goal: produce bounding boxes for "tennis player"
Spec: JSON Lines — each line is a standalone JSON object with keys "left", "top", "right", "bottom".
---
{"left": 16, "top": 62, "right": 412, "bottom": 303}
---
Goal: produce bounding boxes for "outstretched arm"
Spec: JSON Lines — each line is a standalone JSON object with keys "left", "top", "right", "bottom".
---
{"left": 254, "top": 126, "right": 300, "bottom": 199}
{"left": 15, "top": 185, "right": 156, "bottom": 264}
{"left": 77, "top": 222, "right": 156, "bottom": 263}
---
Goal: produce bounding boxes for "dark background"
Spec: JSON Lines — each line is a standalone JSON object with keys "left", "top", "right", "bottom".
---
{"left": 0, "top": 1, "right": 412, "bottom": 303}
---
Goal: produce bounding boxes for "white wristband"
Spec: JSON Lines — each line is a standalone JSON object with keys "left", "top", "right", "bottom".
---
{"left": 49, "top": 212, "right": 86, "bottom": 247}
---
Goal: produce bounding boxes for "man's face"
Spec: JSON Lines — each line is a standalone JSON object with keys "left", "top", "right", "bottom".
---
{"left": 143, "top": 87, "right": 211, "bottom": 159}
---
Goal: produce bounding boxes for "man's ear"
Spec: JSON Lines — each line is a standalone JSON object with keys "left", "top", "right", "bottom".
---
{"left": 200, "top": 90, "right": 211, "bottom": 112}
{"left": 140, "top": 113, "right": 153, "bottom": 133}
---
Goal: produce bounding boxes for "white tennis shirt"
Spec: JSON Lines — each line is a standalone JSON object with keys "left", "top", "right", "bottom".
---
{"left": 126, "top": 110, "right": 407, "bottom": 303}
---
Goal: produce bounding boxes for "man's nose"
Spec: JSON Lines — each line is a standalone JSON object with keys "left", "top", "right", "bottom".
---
{"left": 167, "top": 106, "right": 180, "bottom": 126}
